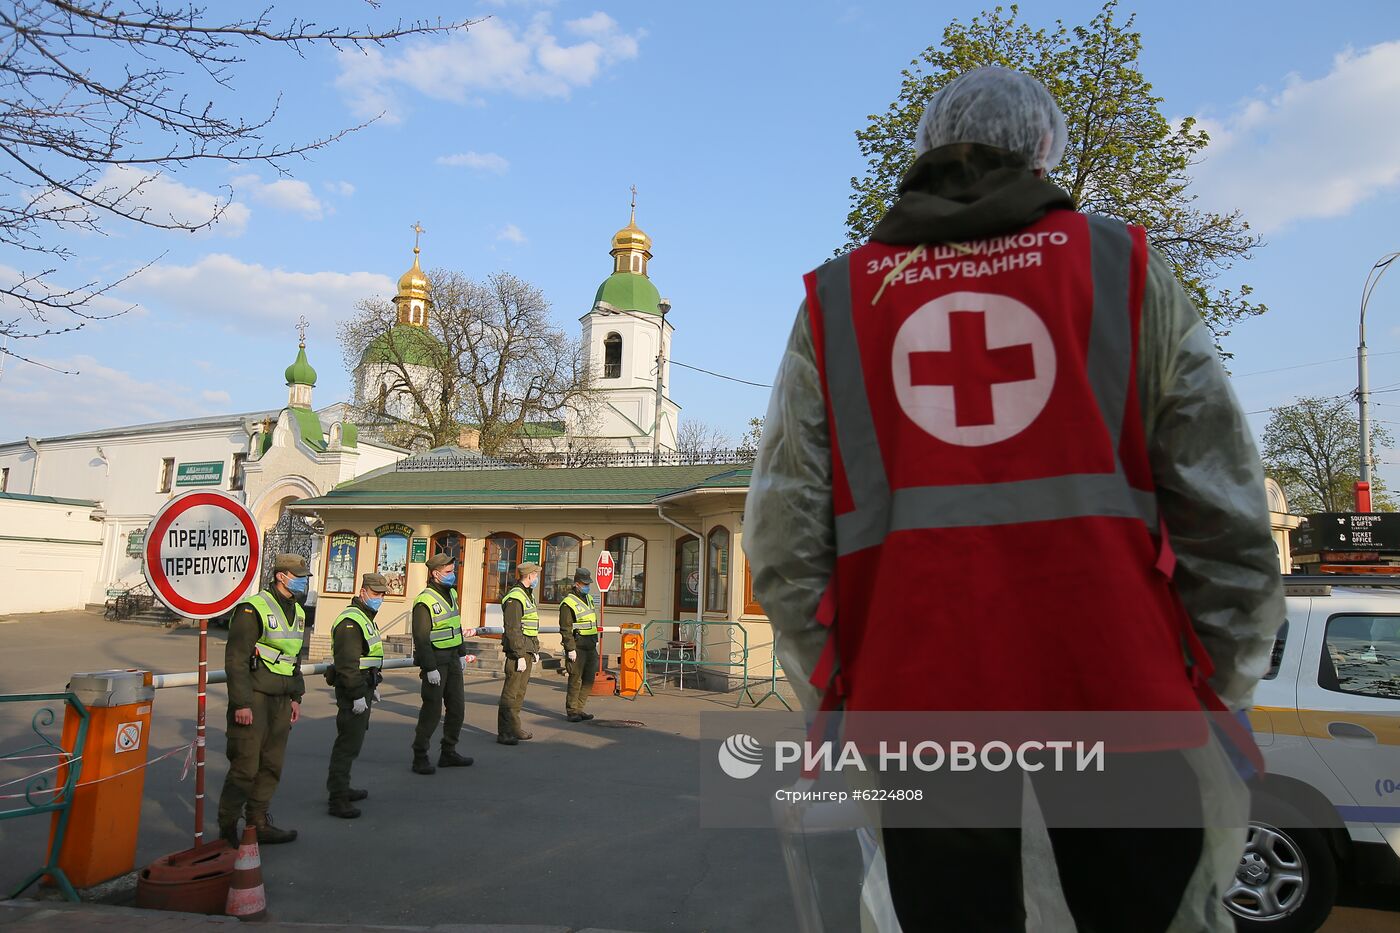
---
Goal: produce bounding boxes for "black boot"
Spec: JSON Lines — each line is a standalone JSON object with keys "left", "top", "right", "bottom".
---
{"left": 566, "top": 713, "right": 585, "bottom": 722}
{"left": 516, "top": 731, "right": 534, "bottom": 741}
{"left": 327, "top": 798, "right": 361, "bottom": 819}
{"left": 348, "top": 788, "right": 369, "bottom": 801}
{"left": 496, "top": 734, "right": 519, "bottom": 746}
{"left": 580, "top": 712, "right": 595, "bottom": 721}
{"left": 438, "top": 750, "right": 474, "bottom": 767}
{"left": 412, "top": 755, "right": 436, "bottom": 775}
{"left": 250, "top": 812, "right": 297, "bottom": 844}
{"left": 219, "top": 821, "right": 241, "bottom": 850}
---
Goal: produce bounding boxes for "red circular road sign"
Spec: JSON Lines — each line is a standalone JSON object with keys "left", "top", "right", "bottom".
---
{"left": 596, "top": 550, "right": 615, "bottom": 593}
{"left": 143, "top": 490, "right": 260, "bottom": 619}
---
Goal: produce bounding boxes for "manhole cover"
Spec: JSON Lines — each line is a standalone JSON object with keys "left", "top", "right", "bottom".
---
{"left": 588, "top": 719, "right": 645, "bottom": 728}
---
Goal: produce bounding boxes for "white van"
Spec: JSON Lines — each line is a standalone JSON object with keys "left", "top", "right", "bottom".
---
{"left": 1225, "top": 576, "right": 1400, "bottom": 931}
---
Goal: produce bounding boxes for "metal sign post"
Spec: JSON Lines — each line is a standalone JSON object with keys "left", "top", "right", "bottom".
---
{"left": 142, "top": 490, "right": 260, "bottom": 847}
{"left": 594, "top": 551, "right": 614, "bottom": 691}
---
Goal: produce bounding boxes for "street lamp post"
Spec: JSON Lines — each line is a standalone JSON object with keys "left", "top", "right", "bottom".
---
{"left": 653, "top": 298, "right": 671, "bottom": 465}
{"left": 1359, "top": 252, "right": 1400, "bottom": 488}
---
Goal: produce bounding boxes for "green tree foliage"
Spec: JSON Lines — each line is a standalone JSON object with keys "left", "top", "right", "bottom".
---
{"left": 845, "top": 1, "right": 1263, "bottom": 353}
{"left": 1262, "top": 396, "right": 1394, "bottom": 513}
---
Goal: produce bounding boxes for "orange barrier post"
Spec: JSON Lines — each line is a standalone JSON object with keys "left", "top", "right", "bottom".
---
{"left": 224, "top": 825, "right": 268, "bottom": 920}
{"left": 618, "top": 624, "right": 644, "bottom": 698}
{"left": 49, "top": 670, "right": 155, "bottom": 889}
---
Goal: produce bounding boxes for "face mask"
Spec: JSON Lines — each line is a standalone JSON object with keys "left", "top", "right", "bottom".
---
{"left": 580, "top": 583, "right": 591, "bottom": 595}
{"left": 440, "top": 572, "right": 457, "bottom": 587}
{"left": 286, "top": 575, "right": 309, "bottom": 595}
{"left": 365, "top": 596, "right": 384, "bottom": 611}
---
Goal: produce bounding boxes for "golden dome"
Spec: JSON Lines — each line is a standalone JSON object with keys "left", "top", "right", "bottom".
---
{"left": 397, "top": 248, "right": 429, "bottom": 300}
{"left": 611, "top": 220, "right": 651, "bottom": 254}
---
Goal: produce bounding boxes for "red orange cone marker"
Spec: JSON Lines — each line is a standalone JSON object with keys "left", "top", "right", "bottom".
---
{"left": 224, "top": 825, "right": 267, "bottom": 921}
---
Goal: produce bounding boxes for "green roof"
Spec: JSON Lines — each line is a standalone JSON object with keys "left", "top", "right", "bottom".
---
{"left": 284, "top": 345, "right": 317, "bottom": 387}
{"left": 361, "top": 324, "right": 444, "bottom": 367}
{"left": 296, "top": 463, "right": 752, "bottom": 507}
{"left": 594, "top": 272, "right": 661, "bottom": 315}
{"left": 288, "top": 406, "right": 326, "bottom": 451}
{"left": 0, "top": 491, "right": 101, "bottom": 508}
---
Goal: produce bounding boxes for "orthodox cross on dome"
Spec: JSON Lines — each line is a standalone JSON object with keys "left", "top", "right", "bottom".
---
{"left": 629, "top": 185, "right": 637, "bottom": 224}
{"left": 295, "top": 315, "right": 310, "bottom": 349}
{"left": 411, "top": 220, "right": 426, "bottom": 254}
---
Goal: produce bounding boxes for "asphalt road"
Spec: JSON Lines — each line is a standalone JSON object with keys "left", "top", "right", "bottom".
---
{"left": 0, "top": 610, "right": 1395, "bottom": 931}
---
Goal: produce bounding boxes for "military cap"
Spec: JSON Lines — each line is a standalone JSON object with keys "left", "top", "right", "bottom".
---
{"left": 573, "top": 567, "right": 593, "bottom": 584}
{"left": 361, "top": 572, "right": 390, "bottom": 593}
{"left": 273, "top": 553, "right": 309, "bottom": 576}
{"left": 517, "top": 561, "right": 542, "bottom": 577}
{"left": 426, "top": 553, "right": 455, "bottom": 571}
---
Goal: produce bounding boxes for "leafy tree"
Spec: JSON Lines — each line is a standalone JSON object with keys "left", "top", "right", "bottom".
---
{"left": 1262, "top": 396, "right": 1394, "bottom": 513}
{"left": 845, "top": 1, "right": 1262, "bottom": 354}
{"left": 339, "top": 270, "right": 595, "bottom": 455}
{"left": 0, "top": 1, "right": 471, "bottom": 366}
{"left": 737, "top": 416, "right": 764, "bottom": 461}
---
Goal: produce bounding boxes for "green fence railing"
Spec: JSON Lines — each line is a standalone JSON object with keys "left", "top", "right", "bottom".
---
{"left": 0, "top": 692, "right": 90, "bottom": 901}
{"left": 629, "top": 620, "right": 792, "bottom": 708}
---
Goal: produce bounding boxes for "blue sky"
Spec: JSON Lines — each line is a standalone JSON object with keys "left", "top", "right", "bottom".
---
{"left": 3, "top": 0, "right": 1400, "bottom": 483}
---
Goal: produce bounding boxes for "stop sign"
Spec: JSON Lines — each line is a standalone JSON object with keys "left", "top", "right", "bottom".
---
{"left": 143, "top": 489, "right": 260, "bottom": 618}
{"left": 596, "top": 550, "right": 615, "bottom": 593}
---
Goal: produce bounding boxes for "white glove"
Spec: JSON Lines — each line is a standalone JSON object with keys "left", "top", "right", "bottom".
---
{"left": 352, "top": 697, "right": 368, "bottom": 715}
{"left": 373, "top": 688, "right": 382, "bottom": 703}
{"left": 531, "top": 652, "right": 540, "bottom": 664}
{"left": 515, "top": 657, "right": 527, "bottom": 672}
{"left": 567, "top": 650, "right": 577, "bottom": 662}
{"left": 458, "top": 656, "right": 467, "bottom": 672}
{"left": 426, "top": 669, "right": 441, "bottom": 686}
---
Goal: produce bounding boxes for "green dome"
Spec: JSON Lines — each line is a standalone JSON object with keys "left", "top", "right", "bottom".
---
{"left": 361, "top": 324, "right": 444, "bottom": 367}
{"left": 594, "top": 272, "right": 661, "bottom": 315}
{"left": 284, "top": 345, "right": 317, "bottom": 387}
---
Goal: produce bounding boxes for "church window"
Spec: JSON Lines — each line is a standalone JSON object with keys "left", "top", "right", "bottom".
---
{"left": 630, "top": 254, "right": 642, "bottom": 273}
{"left": 157, "top": 457, "right": 174, "bottom": 493}
{"left": 605, "top": 534, "right": 647, "bottom": 609}
{"left": 1, "top": 467, "right": 7, "bottom": 492}
{"left": 706, "top": 526, "right": 730, "bottom": 613}
{"left": 604, "top": 333, "right": 622, "bottom": 379}
{"left": 541, "top": 532, "right": 581, "bottom": 605}
{"left": 230, "top": 453, "right": 247, "bottom": 491}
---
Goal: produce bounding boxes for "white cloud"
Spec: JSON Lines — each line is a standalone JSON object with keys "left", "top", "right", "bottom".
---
{"left": 87, "top": 166, "right": 250, "bottom": 236}
{"left": 497, "top": 224, "right": 528, "bottom": 245}
{"left": 1191, "top": 41, "right": 1400, "bottom": 234}
{"left": 233, "top": 174, "right": 325, "bottom": 220}
{"left": 127, "top": 254, "right": 395, "bottom": 330}
{"left": 326, "top": 181, "right": 356, "bottom": 197}
{"left": 201, "top": 389, "right": 232, "bottom": 405}
{"left": 436, "top": 151, "right": 511, "bottom": 173}
{"left": 0, "top": 355, "right": 218, "bottom": 437}
{"left": 335, "top": 12, "right": 642, "bottom": 120}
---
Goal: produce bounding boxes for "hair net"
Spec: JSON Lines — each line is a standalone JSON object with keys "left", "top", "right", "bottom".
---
{"left": 914, "top": 66, "right": 1068, "bottom": 172}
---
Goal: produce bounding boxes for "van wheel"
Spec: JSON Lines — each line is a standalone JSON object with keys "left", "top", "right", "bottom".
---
{"left": 1225, "top": 799, "right": 1337, "bottom": 932}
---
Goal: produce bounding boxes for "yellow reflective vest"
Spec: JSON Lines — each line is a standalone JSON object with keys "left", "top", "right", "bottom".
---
{"left": 243, "top": 591, "right": 306, "bottom": 677}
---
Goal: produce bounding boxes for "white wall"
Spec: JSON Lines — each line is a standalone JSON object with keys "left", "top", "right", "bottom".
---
{"left": 0, "top": 497, "right": 103, "bottom": 615}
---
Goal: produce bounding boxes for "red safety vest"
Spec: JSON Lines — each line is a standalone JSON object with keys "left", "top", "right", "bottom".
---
{"left": 804, "top": 209, "right": 1256, "bottom": 761}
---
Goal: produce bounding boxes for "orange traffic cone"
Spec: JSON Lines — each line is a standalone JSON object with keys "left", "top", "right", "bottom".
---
{"left": 224, "top": 825, "right": 268, "bottom": 921}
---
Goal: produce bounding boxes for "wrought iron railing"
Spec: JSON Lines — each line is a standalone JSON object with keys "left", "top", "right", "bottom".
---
{"left": 395, "top": 449, "right": 753, "bottom": 472}
{"left": 0, "top": 692, "right": 90, "bottom": 900}
{"left": 103, "top": 580, "right": 158, "bottom": 621}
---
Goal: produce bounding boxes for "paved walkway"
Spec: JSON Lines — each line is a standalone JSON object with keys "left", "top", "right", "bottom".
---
{"left": 0, "top": 899, "right": 642, "bottom": 931}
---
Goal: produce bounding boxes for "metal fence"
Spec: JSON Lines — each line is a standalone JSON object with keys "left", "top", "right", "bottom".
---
{"left": 395, "top": 449, "right": 753, "bottom": 472}
{"left": 0, "top": 692, "right": 90, "bottom": 901}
